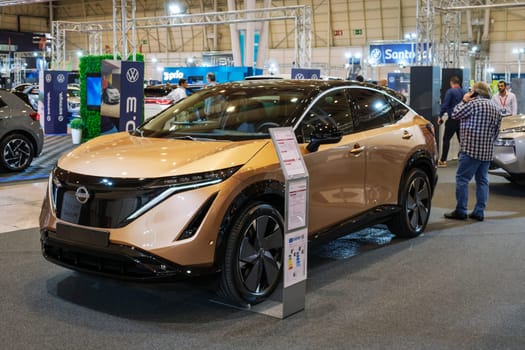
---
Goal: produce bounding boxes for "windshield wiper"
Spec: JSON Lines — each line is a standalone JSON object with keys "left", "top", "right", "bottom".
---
{"left": 172, "top": 135, "right": 218, "bottom": 141}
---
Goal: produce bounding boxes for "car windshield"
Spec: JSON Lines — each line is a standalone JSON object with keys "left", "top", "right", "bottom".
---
{"left": 136, "top": 83, "right": 310, "bottom": 141}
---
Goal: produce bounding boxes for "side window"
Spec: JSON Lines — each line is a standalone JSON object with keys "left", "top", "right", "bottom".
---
{"left": 350, "top": 88, "right": 395, "bottom": 131}
{"left": 386, "top": 95, "right": 410, "bottom": 121}
{"left": 298, "top": 89, "right": 353, "bottom": 143}
{"left": 0, "top": 97, "right": 6, "bottom": 108}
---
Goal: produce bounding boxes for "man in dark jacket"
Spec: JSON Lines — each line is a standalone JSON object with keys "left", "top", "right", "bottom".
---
{"left": 437, "top": 75, "right": 464, "bottom": 167}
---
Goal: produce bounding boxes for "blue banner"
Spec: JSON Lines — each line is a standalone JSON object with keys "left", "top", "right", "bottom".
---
{"left": 119, "top": 61, "right": 144, "bottom": 131}
{"left": 43, "top": 70, "right": 68, "bottom": 134}
{"left": 291, "top": 68, "right": 321, "bottom": 79}
{"left": 369, "top": 43, "right": 429, "bottom": 65}
{"left": 162, "top": 66, "right": 260, "bottom": 84}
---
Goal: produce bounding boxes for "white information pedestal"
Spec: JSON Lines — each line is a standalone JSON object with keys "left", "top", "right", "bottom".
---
{"left": 251, "top": 127, "right": 309, "bottom": 319}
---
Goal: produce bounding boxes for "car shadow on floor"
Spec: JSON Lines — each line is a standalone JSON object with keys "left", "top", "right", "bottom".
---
{"left": 40, "top": 225, "right": 414, "bottom": 323}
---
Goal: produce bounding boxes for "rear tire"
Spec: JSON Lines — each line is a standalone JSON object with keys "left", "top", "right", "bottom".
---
{"left": 388, "top": 168, "right": 431, "bottom": 238}
{"left": 0, "top": 133, "right": 34, "bottom": 172}
{"left": 219, "top": 202, "right": 284, "bottom": 306}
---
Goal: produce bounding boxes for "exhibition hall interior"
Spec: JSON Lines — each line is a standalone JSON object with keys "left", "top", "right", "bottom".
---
{"left": 1, "top": 1, "right": 525, "bottom": 349}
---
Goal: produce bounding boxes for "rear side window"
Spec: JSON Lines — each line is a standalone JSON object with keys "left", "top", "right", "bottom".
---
{"left": 298, "top": 89, "right": 354, "bottom": 142}
{"left": 350, "top": 88, "right": 395, "bottom": 131}
{"left": 386, "top": 95, "right": 410, "bottom": 121}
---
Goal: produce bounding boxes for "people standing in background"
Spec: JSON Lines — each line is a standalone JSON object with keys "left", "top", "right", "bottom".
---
{"left": 204, "top": 72, "right": 222, "bottom": 119}
{"left": 491, "top": 80, "right": 517, "bottom": 117}
{"left": 437, "top": 76, "right": 464, "bottom": 168}
{"left": 206, "top": 72, "right": 217, "bottom": 87}
{"left": 378, "top": 79, "right": 387, "bottom": 87}
{"left": 167, "top": 78, "right": 188, "bottom": 104}
{"left": 444, "top": 81, "right": 502, "bottom": 222}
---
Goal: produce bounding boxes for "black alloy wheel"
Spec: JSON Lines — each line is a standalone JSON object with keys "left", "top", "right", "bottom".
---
{"left": 0, "top": 134, "right": 34, "bottom": 171}
{"left": 388, "top": 168, "right": 431, "bottom": 238}
{"left": 219, "top": 202, "right": 284, "bottom": 305}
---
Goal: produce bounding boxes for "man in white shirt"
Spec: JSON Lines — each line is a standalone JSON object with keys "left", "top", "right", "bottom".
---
{"left": 491, "top": 80, "right": 517, "bottom": 116}
{"left": 167, "top": 78, "right": 188, "bottom": 104}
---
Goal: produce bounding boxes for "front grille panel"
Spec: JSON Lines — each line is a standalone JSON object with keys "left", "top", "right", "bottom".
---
{"left": 52, "top": 167, "right": 165, "bottom": 228}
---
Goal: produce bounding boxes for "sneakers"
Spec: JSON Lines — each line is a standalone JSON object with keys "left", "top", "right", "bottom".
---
{"left": 469, "top": 213, "right": 484, "bottom": 222}
{"left": 444, "top": 210, "right": 467, "bottom": 220}
{"left": 444, "top": 210, "right": 484, "bottom": 221}
{"left": 437, "top": 160, "right": 447, "bottom": 168}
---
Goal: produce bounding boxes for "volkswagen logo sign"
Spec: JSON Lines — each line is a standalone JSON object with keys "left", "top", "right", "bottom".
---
{"left": 294, "top": 73, "right": 305, "bottom": 79}
{"left": 75, "top": 186, "right": 90, "bottom": 204}
{"left": 370, "top": 48, "right": 382, "bottom": 60}
{"left": 126, "top": 67, "right": 140, "bottom": 83}
{"left": 45, "top": 74, "right": 52, "bottom": 83}
{"left": 57, "top": 73, "right": 66, "bottom": 84}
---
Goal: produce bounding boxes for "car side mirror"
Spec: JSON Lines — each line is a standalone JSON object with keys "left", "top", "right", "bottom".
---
{"left": 306, "top": 123, "right": 342, "bottom": 152}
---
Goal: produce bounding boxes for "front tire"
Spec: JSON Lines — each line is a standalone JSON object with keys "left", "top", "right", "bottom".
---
{"left": 219, "top": 202, "right": 284, "bottom": 306}
{"left": 388, "top": 168, "right": 431, "bottom": 238}
{"left": 0, "top": 133, "right": 34, "bottom": 172}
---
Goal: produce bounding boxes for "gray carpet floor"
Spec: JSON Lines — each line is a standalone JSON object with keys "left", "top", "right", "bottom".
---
{"left": 1, "top": 162, "right": 525, "bottom": 349}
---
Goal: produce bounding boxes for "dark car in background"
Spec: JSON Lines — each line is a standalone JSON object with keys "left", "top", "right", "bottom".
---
{"left": 0, "top": 90, "right": 44, "bottom": 171}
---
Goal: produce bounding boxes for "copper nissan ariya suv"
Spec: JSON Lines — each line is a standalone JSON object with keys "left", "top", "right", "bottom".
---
{"left": 40, "top": 79, "right": 438, "bottom": 305}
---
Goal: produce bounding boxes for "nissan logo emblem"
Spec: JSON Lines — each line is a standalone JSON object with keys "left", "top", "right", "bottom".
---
{"left": 75, "top": 186, "right": 90, "bottom": 204}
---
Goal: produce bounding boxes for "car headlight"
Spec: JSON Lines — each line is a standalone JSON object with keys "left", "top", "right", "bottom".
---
{"left": 126, "top": 165, "right": 242, "bottom": 220}
{"left": 145, "top": 165, "right": 242, "bottom": 189}
{"left": 494, "top": 138, "right": 515, "bottom": 147}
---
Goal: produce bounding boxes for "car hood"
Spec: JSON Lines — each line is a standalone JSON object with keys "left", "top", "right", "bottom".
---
{"left": 58, "top": 132, "right": 269, "bottom": 178}
{"left": 500, "top": 114, "right": 525, "bottom": 131}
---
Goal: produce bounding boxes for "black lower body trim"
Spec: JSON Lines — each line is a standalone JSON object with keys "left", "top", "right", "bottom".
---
{"left": 309, "top": 205, "right": 401, "bottom": 246}
{"left": 40, "top": 229, "right": 216, "bottom": 281}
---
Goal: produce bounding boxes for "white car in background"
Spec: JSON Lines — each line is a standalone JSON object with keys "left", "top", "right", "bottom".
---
{"left": 490, "top": 114, "right": 525, "bottom": 185}
{"left": 67, "top": 85, "right": 81, "bottom": 117}
{"left": 144, "top": 84, "right": 203, "bottom": 120}
{"left": 144, "top": 84, "right": 174, "bottom": 120}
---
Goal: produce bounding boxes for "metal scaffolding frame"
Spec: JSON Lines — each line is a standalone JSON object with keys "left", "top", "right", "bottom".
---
{"left": 416, "top": 0, "right": 525, "bottom": 70}
{"left": 440, "top": 8, "right": 461, "bottom": 68}
{"left": 51, "top": 5, "right": 312, "bottom": 70}
{"left": 416, "top": 0, "right": 437, "bottom": 66}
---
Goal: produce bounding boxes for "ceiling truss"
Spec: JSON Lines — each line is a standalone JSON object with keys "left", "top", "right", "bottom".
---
{"left": 51, "top": 4, "right": 312, "bottom": 70}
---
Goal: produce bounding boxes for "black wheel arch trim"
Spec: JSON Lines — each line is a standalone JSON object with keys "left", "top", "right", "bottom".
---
{"left": 215, "top": 179, "right": 285, "bottom": 267}
{"left": 401, "top": 149, "right": 438, "bottom": 200}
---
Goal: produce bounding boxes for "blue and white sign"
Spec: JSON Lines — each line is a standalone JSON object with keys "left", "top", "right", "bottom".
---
{"left": 43, "top": 70, "right": 69, "bottom": 134}
{"left": 119, "top": 61, "right": 144, "bottom": 131}
{"left": 369, "top": 43, "right": 429, "bottom": 65}
{"left": 291, "top": 68, "right": 321, "bottom": 80}
{"left": 162, "top": 66, "right": 260, "bottom": 84}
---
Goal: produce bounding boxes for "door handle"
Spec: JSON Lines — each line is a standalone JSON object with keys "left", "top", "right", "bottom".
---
{"left": 350, "top": 143, "right": 365, "bottom": 154}
{"left": 402, "top": 130, "right": 413, "bottom": 139}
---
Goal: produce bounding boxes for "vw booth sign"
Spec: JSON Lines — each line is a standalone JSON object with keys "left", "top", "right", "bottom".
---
{"left": 43, "top": 70, "right": 69, "bottom": 134}
{"left": 368, "top": 43, "right": 430, "bottom": 65}
{"left": 291, "top": 68, "right": 321, "bottom": 80}
{"left": 119, "top": 61, "right": 144, "bottom": 131}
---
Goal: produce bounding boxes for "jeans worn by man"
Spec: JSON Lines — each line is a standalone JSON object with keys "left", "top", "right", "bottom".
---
{"left": 444, "top": 81, "right": 502, "bottom": 222}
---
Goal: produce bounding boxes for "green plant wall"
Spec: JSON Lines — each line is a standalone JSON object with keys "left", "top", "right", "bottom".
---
{"left": 78, "top": 53, "right": 144, "bottom": 141}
